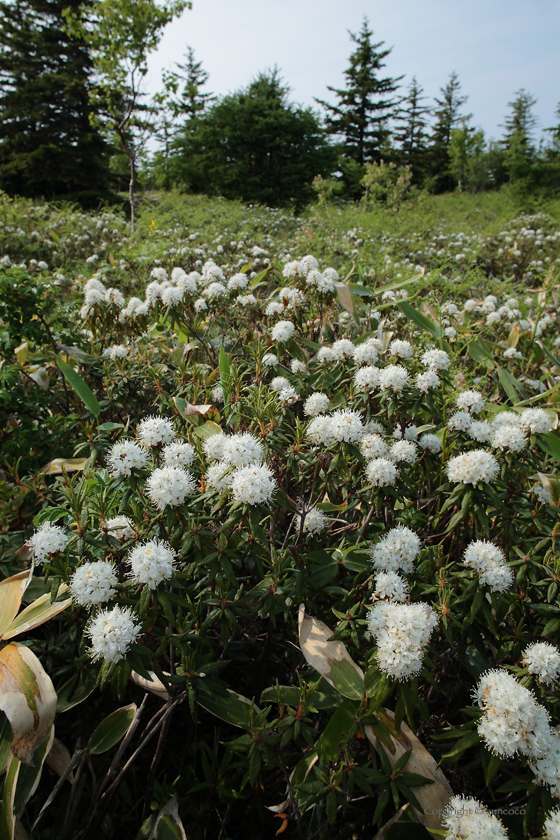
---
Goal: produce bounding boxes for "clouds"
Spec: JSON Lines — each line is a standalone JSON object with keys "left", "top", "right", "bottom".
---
{"left": 147, "top": 0, "right": 560, "bottom": 139}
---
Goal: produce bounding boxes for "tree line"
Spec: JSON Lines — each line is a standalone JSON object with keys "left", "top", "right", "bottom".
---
{"left": 1, "top": 2, "right": 559, "bottom": 213}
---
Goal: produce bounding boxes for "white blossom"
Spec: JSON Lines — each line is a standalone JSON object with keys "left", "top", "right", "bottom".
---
{"left": 137, "top": 416, "right": 175, "bottom": 448}
{"left": 230, "top": 464, "right": 276, "bottom": 505}
{"left": 316, "top": 346, "right": 335, "bottom": 365}
{"left": 303, "top": 392, "right": 330, "bottom": 417}
{"left": 523, "top": 643, "right": 560, "bottom": 686}
{"left": 389, "top": 339, "right": 413, "bottom": 359}
{"left": 107, "top": 440, "right": 149, "bottom": 477}
{"left": 105, "top": 515, "right": 134, "bottom": 540}
{"left": 448, "top": 411, "right": 473, "bottom": 432}
{"left": 271, "top": 320, "right": 295, "bottom": 342}
{"left": 373, "top": 572, "right": 409, "bottom": 602}
{"left": 290, "top": 359, "right": 307, "bottom": 374}
{"left": 361, "top": 433, "right": 389, "bottom": 459}
{"left": 262, "top": 353, "right": 278, "bottom": 367}
{"left": 467, "top": 420, "right": 493, "bottom": 443}
{"left": 332, "top": 339, "right": 355, "bottom": 361}
{"left": 368, "top": 601, "right": 437, "bottom": 680}
{"left": 419, "top": 433, "right": 442, "bottom": 453}
{"left": 370, "top": 526, "right": 421, "bottom": 574}
{"left": 463, "top": 540, "right": 513, "bottom": 593}
{"left": 416, "top": 370, "right": 440, "bottom": 392}
{"left": 71, "top": 561, "right": 117, "bottom": 608}
{"left": 456, "top": 390, "right": 486, "bottom": 414}
{"left": 354, "top": 341, "right": 378, "bottom": 366}
{"left": 298, "top": 507, "right": 328, "bottom": 535}
{"left": 146, "top": 467, "right": 196, "bottom": 509}
{"left": 307, "top": 415, "right": 336, "bottom": 447}
{"left": 203, "top": 433, "right": 227, "bottom": 461}
{"left": 87, "top": 606, "right": 140, "bottom": 663}
{"left": 27, "top": 522, "right": 68, "bottom": 563}
{"left": 329, "top": 410, "right": 363, "bottom": 443}
{"left": 447, "top": 450, "right": 499, "bottom": 485}
{"left": 491, "top": 424, "right": 527, "bottom": 453}
{"left": 205, "top": 461, "right": 232, "bottom": 492}
{"left": 128, "top": 538, "right": 175, "bottom": 588}
{"left": 222, "top": 433, "right": 263, "bottom": 467}
{"left": 379, "top": 365, "right": 409, "bottom": 393}
{"left": 354, "top": 366, "right": 380, "bottom": 392}
{"left": 162, "top": 442, "right": 196, "bottom": 468}
{"left": 389, "top": 440, "right": 417, "bottom": 464}
{"left": 545, "top": 809, "right": 560, "bottom": 840}
{"left": 365, "top": 457, "right": 398, "bottom": 487}
{"left": 421, "top": 349, "right": 450, "bottom": 370}
{"left": 443, "top": 796, "right": 508, "bottom": 840}
{"left": 520, "top": 408, "right": 554, "bottom": 435}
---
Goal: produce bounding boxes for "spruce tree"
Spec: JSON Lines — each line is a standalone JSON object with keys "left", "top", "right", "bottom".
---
{"left": 501, "top": 89, "right": 537, "bottom": 181}
{"left": 0, "top": 0, "right": 112, "bottom": 205}
{"left": 429, "top": 71, "right": 470, "bottom": 191}
{"left": 315, "top": 18, "right": 402, "bottom": 167}
{"left": 393, "top": 76, "right": 430, "bottom": 182}
{"left": 167, "top": 47, "right": 215, "bottom": 121}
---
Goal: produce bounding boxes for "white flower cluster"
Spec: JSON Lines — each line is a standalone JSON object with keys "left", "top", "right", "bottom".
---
{"left": 271, "top": 320, "right": 295, "bottom": 342}
{"left": 370, "top": 526, "right": 421, "bottom": 573}
{"left": 105, "top": 515, "right": 135, "bottom": 540}
{"left": 27, "top": 523, "right": 68, "bottom": 563}
{"left": 230, "top": 464, "right": 276, "bottom": 505}
{"left": 107, "top": 441, "right": 149, "bottom": 477}
{"left": 545, "top": 809, "right": 560, "bottom": 840}
{"left": 102, "top": 344, "right": 129, "bottom": 360}
{"left": 456, "top": 389, "right": 485, "bottom": 414}
{"left": 443, "top": 796, "right": 508, "bottom": 840}
{"left": 307, "top": 410, "right": 363, "bottom": 446}
{"left": 162, "top": 442, "right": 196, "bottom": 468}
{"left": 137, "top": 416, "right": 175, "bottom": 447}
{"left": 146, "top": 467, "right": 196, "bottom": 509}
{"left": 463, "top": 540, "right": 514, "bottom": 593}
{"left": 476, "top": 669, "right": 560, "bottom": 795}
{"left": 373, "top": 571, "right": 409, "bottom": 602}
{"left": 447, "top": 450, "right": 499, "bottom": 485}
{"left": 368, "top": 601, "right": 438, "bottom": 680}
{"left": 128, "top": 538, "right": 176, "bottom": 588}
{"left": 523, "top": 642, "right": 560, "bottom": 686}
{"left": 365, "top": 457, "right": 398, "bottom": 487}
{"left": 87, "top": 606, "right": 140, "bottom": 663}
{"left": 303, "top": 392, "right": 330, "bottom": 417}
{"left": 297, "top": 507, "right": 327, "bottom": 535}
{"left": 71, "top": 561, "right": 117, "bottom": 607}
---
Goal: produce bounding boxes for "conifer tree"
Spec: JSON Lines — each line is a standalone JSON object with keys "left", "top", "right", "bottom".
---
{"left": 316, "top": 18, "right": 402, "bottom": 167}
{"left": 501, "top": 89, "right": 537, "bottom": 181}
{"left": 429, "top": 71, "right": 470, "bottom": 191}
{"left": 166, "top": 47, "right": 215, "bottom": 122}
{"left": 393, "top": 76, "right": 430, "bottom": 181}
{"left": 0, "top": 0, "right": 112, "bottom": 205}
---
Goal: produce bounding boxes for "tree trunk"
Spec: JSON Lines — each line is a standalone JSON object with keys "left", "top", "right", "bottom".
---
{"left": 117, "top": 128, "right": 137, "bottom": 233}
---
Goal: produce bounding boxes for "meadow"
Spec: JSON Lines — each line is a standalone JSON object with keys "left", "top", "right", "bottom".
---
{"left": 0, "top": 187, "right": 560, "bottom": 840}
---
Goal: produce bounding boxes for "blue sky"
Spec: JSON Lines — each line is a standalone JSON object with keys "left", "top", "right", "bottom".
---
{"left": 147, "top": 0, "right": 560, "bottom": 142}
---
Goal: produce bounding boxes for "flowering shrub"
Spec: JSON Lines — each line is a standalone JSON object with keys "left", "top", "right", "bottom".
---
{"left": 0, "top": 192, "right": 560, "bottom": 838}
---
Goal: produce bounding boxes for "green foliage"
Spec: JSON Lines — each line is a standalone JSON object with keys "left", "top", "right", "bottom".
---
{"left": 169, "top": 70, "right": 336, "bottom": 210}
{"left": 316, "top": 17, "right": 402, "bottom": 167}
{"left": 0, "top": 0, "right": 112, "bottom": 206}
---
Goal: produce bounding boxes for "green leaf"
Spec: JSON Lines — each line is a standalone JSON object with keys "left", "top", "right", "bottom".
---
{"left": 56, "top": 355, "right": 100, "bottom": 417}
{"left": 88, "top": 704, "right": 136, "bottom": 754}
{"left": 0, "top": 753, "right": 20, "bottom": 840}
{"left": 468, "top": 337, "right": 495, "bottom": 366}
{"left": 397, "top": 301, "right": 438, "bottom": 339}
{"left": 97, "top": 422, "right": 124, "bottom": 431}
{"left": 327, "top": 659, "right": 364, "bottom": 701}
{"left": 440, "top": 729, "right": 480, "bottom": 762}
{"left": 497, "top": 366, "right": 526, "bottom": 402}
{"left": 196, "top": 681, "right": 256, "bottom": 728}
{"left": 193, "top": 420, "right": 223, "bottom": 440}
{"left": 219, "top": 345, "right": 231, "bottom": 405}
{"left": 318, "top": 698, "right": 356, "bottom": 763}
{"left": 537, "top": 433, "right": 560, "bottom": 463}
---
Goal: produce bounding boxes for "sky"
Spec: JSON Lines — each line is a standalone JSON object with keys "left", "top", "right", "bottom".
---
{"left": 147, "top": 0, "right": 560, "bottom": 142}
